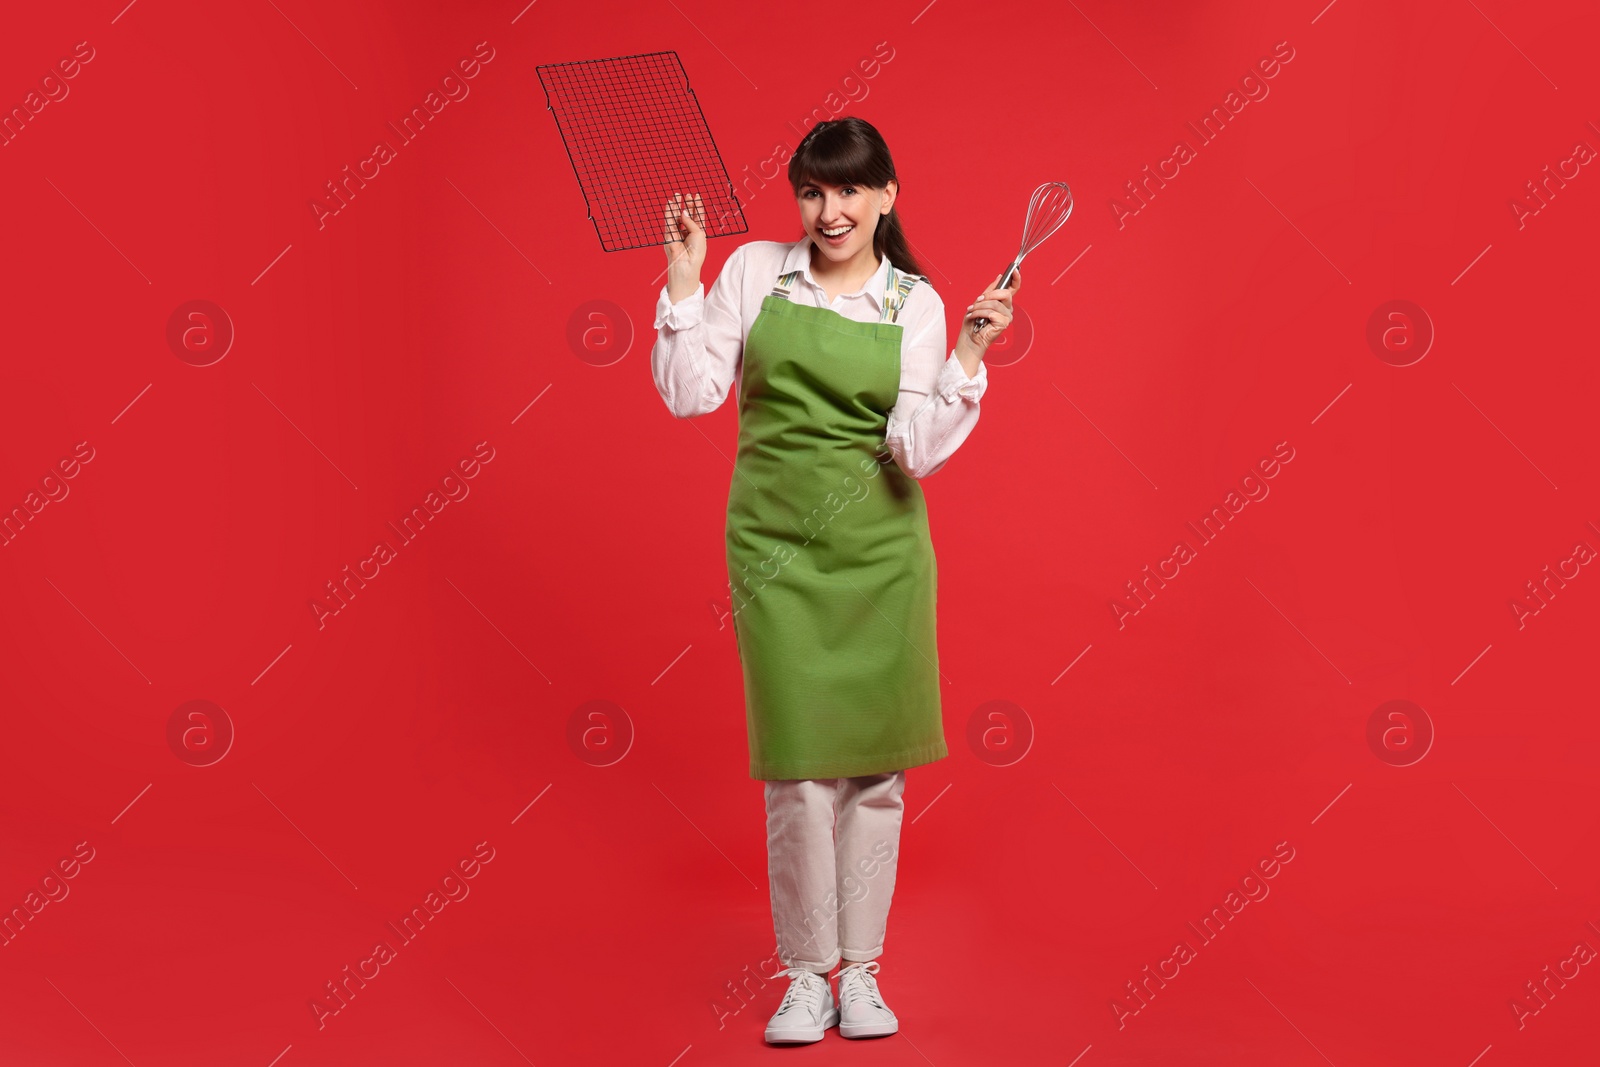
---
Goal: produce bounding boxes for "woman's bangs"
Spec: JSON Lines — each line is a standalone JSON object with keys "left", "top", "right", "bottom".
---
{"left": 795, "top": 138, "right": 878, "bottom": 191}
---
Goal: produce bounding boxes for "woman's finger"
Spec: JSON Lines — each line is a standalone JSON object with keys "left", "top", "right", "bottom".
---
{"left": 666, "top": 194, "right": 687, "bottom": 242}
{"left": 680, "top": 192, "right": 703, "bottom": 232}
{"left": 969, "top": 302, "right": 1011, "bottom": 323}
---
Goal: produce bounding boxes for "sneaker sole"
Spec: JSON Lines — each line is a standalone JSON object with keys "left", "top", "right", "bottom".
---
{"left": 839, "top": 1019, "right": 898, "bottom": 1039}
{"left": 765, "top": 1007, "right": 839, "bottom": 1043}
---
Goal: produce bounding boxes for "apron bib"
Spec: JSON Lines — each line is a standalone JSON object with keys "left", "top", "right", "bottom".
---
{"left": 726, "top": 259, "right": 949, "bottom": 780}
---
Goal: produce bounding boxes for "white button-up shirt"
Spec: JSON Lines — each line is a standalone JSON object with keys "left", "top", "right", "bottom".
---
{"left": 650, "top": 237, "right": 987, "bottom": 480}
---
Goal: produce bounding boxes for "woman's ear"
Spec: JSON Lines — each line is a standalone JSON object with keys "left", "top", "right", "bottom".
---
{"left": 881, "top": 178, "right": 898, "bottom": 214}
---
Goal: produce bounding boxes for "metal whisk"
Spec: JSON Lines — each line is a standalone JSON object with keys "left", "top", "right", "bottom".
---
{"left": 971, "top": 181, "right": 1074, "bottom": 335}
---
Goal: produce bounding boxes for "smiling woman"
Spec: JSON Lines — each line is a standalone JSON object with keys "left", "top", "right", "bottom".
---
{"left": 650, "top": 115, "right": 1021, "bottom": 1044}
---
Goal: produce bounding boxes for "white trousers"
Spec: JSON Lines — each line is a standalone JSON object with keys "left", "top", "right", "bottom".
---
{"left": 763, "top": 770, "right": 906, "bottom": 973}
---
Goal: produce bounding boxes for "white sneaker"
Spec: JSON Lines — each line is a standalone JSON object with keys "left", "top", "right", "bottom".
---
{"left": 837, "top": 960, "right": 898, "bottom": 1038}
{"left": 763, "top": 967, "right": 838, "bottom": 1044}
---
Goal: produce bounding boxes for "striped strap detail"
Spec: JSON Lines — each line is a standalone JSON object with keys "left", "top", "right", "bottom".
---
{"left": 769, "top": 270, "right": 803, "bottom": 299}
{"left": 768, "top": 264, "right": 921, "bottom": 322}
{"left": 880, "top": 267, "right": 922, "bottom": 324}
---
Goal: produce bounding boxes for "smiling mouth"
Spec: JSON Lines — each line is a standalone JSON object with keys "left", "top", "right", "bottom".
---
{"left": 822, "top": 225, "right": 854, "bottom": 239}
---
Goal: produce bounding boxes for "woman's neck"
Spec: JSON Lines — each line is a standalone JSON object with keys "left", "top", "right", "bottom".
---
{"left": 809, "top": 242, "right": 880, "bottom": 294}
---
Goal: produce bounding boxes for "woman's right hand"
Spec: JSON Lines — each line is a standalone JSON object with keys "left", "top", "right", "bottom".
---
{"left": 663, "top": 192, "right": 707, "bottom": 302}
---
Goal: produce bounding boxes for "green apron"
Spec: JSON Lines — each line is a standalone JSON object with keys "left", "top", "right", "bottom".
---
{"left": 726, "top": 258, "right": 949, "bottom": 780}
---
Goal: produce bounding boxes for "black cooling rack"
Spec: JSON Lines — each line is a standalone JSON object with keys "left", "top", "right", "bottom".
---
{"left": 537, "top": 51, "right": 749, "bottom": 253}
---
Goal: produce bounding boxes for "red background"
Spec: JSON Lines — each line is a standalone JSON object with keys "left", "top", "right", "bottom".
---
{"left": 2, "top": 1, "right": 1597, "bottom": 1064}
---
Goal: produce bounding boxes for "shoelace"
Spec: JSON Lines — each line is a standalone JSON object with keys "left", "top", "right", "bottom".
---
{"left": 772, "top": 967, "right": 828, "bottom": 1019}
{"left": 837, "top": 960, "right": 889, "bottom": 1012}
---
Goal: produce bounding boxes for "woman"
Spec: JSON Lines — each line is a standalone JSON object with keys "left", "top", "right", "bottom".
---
{"left": 650, "top": 117, "right": 1018, "bottom": 1044}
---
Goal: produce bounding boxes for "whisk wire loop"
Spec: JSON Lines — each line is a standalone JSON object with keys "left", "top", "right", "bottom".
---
{"left": 973, "top": 180, "right": 1073, "bottom": 334}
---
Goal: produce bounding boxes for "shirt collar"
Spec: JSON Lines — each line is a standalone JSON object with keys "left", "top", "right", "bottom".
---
{"left": 782, "top": 237, "right": 892, "bottom": 310}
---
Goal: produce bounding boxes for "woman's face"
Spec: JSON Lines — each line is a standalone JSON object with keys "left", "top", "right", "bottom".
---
{"left": 797, "top": 178, "right": 897, "bottom": 264}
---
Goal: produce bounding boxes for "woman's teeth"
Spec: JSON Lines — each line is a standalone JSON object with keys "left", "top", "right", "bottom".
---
{"left": 823, "top": 225, "right": 853, "bottom": 237}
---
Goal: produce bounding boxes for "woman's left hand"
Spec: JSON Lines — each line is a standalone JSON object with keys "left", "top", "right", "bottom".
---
{"left": 956, "top": 267, "right": 1021, "bottom": 359}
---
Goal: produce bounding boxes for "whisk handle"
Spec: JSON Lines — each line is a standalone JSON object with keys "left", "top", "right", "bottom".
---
{"left": 971, "top": 258, "right": 1022, "bottom": 334}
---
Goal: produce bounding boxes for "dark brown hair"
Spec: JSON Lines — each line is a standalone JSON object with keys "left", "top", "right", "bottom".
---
{"left": 788, "top": 117, "right": 924, "bottom": 278}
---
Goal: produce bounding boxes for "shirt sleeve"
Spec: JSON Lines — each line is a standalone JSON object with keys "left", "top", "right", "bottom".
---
{"left": 883, "top": 285, "right": 988, "bottom": 479}
{"left": 650, "top": 243, "right": 747, "bottom": 418}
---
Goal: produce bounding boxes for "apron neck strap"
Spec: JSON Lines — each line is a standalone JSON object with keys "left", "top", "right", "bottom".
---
{"left": 880, "top": 263, "right": 920, "bottom": 325}
{"left": 769, "top": 270, "right": 803, "bottom": 299}
{"left": 768, "top": 257, "right": 921, "bottom": 324}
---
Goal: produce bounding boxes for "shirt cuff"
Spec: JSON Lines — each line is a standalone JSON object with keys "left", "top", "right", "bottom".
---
{"left": 937, "top": 350, "right": 987, "bottom": 403}
{"left": 654, "top": 283, "right": 705, "bottom": 330}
